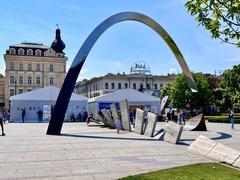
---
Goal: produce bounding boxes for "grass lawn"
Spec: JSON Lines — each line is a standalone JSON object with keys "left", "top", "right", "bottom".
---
{"left": 119, "top": 163, "right": 240, "bottom": 180}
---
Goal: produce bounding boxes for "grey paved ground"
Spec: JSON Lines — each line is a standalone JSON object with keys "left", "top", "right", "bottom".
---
{"left": 0, "top": 122, "right": 239, "bottom": 180}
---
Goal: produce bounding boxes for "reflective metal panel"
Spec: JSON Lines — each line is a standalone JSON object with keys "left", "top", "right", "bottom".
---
{"left": 47, "top": 12, "right": 197, "bottom": 135}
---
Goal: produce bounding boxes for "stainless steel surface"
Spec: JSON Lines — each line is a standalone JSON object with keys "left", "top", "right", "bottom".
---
{"left": 47, "top": 12, "right": 197, "bottom": 135}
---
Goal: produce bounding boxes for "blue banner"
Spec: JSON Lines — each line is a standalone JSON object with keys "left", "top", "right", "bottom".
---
{"left": 99, "top": 102, "right": 120, "bottom": 111}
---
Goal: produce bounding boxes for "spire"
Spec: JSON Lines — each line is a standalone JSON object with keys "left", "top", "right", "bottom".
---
{"left": 51, "top": 25, "right": 65, "bottom": 53}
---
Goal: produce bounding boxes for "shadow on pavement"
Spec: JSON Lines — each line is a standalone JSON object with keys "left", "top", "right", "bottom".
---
{"left": 61, "top": 133, "right": 161, "bottom": 142}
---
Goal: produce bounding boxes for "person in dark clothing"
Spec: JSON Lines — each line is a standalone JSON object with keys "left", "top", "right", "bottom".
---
{"left": 21, "top": 108, "right": 25, "bottom": 123}
{"left": 37, "top": 108, "right": 43, "bottom": 123}
{"left": 0, "top": 112, "right": 6, "bottom": 136}
{"left": 167, "top": 111, "right": 171, "bottom": 122}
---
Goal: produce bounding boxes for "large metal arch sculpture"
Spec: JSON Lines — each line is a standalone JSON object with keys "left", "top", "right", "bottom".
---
{"left": 47, "top": 12, "right": 197, "bottom": 135}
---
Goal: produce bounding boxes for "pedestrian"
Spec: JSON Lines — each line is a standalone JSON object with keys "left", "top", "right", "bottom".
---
{"left": 0, "top": 111, "right": 6, "bottom": 136}
{"left": 167, "top": 111, "right": 171, "bottom": 122}
{"left": 115, "top": 113, "right": 122, "bottom": 134}
{"left": 182, "top": 110, "right": 186, "bottom": 125}
{"left": 37, "top": 108, "right": 43, "bottom": 123}
{"left": 229, "top": 110, "right": 235, "bottom": 130}
{"left": 171, "top": 110, "right": 175, "bottom": 122}
{"left": 21, "top": 108, "right": 25, "bottom": 123}
{"left": 177, "top": 110, "right": 181, "bottom": 125}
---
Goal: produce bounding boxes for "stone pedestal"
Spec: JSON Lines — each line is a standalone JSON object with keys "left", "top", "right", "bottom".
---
{"left": 120, "top": 100, "right": 131, "bottom": 131}
{"left": 163, "top": 121, "right": 183, "bottom": 144}
{"left": 207, "top": 143, "right": 240, "bottom": 164}
{"left": 110, "top": 104, "right": 119, "bottom": 121}
{"left": 144, "top": 112, "right": 157, "bottom": 137}
{"left": 101, "top": 109, "right": 115, "bottom": 128}
{"left": 134, "top": 108, "right": 144, "bottom": 135}
{"left": 188, "top": 135, "right": 217, "bottom": 156}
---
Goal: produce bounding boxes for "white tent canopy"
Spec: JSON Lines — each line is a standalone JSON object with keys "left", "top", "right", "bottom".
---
{"left": 10, "top": 86, "right": 88, "bottom": 101}
{"left": 10, "top": 86, "right": 88, "bottom": 122}
{"left": 88, "top": 88, "right": 160, "bottom": 103}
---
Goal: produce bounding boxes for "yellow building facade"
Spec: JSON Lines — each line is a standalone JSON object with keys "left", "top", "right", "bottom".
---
{"left": 4, "top": 28, "right": 67, "bottom": 109}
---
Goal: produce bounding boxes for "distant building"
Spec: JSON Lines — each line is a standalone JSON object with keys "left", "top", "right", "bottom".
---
{"left": 3, "top": 28, "right": 67, "bottom": 109}
{"left": 74, "top": 61, "right": 175, "bottom": 98}
{"left": 0, "top": 75, "right": 5, "bottom": 109}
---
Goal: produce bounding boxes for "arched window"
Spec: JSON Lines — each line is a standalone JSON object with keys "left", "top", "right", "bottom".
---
{"left": 9, "top": 48, "right": 16, "bottom": 55}
{"left": 35, "top": 49, "right": 41, "bottom": 56}
{"left": 18, "top": 48, "right": 24, "bottom": 55}
{"left": 27, "top": 49, "right": 33, "bottom": 56}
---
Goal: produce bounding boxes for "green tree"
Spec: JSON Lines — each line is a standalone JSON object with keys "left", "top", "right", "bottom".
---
{"left": 220, "top": 64, "right": 240, "bottom": 109}
{"left": 185, "top": 0, "right": 240, "bottom": 47}
{"left": 160, "top": 73, "right": 212, "bottom": 110}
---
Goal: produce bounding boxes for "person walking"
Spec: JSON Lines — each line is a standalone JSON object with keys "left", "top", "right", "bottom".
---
{"left": 115, "top": 112, "right": 122, "bottom": 134}
{"left": 0, "top": 111, "right": 6, "bottom": 136}
{"left": 229, "top": 110, "right": 235, "bottom": 130}
{"left": 21, "top": 108, "right": 25, "bottom": 123}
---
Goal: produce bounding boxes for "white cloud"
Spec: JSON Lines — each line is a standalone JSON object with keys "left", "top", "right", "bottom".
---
{"left": 80, "top": 67, "right": 88, "bottom": 75}
{"left": 169, "top": 68, "right": 177, "bottom": 74}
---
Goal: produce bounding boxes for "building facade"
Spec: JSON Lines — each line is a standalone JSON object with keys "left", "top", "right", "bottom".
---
{"left": 74, "top": 62, "right": 175, "bottom": 98}
{"left": 0, "top": 76, "right": 5, "bottom": 109}
{"left": 4, "top": 28, "right": 67, "bottom": 109}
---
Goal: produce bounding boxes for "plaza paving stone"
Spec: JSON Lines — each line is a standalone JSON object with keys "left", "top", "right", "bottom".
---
{"left": 0, "top": 122, "right": 239, "bottom": 179}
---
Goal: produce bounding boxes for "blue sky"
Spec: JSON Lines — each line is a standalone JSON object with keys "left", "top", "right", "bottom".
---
{"left": 0, "top": 0, "right": 239, "bottom": 80}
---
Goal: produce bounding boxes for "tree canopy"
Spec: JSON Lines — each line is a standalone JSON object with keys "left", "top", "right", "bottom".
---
{"left": 185, "top": 0, "right": 240, "bottom": 47}
{"left": 219, "top": 64, "right": 240, "bottom": 109}
{"left": 161, "top": 73, "right": 212, "bottom": 110}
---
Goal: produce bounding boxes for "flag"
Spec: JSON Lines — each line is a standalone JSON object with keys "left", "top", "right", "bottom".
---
{"left": 160, "top": 96, "right": 168, "bottom": 113}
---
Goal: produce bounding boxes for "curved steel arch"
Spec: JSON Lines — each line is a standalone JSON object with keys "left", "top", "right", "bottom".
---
{"left": 47, "top": 12, "right": 197, "bottom": 135}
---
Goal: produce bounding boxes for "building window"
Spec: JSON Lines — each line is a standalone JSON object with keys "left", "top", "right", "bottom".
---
{"left": 28, "top": 76, "right": 32, "bottom": 84}
{"left": 19, "top": 89, "right": 23, "bottom": 94}
{"left": 9, "top": 48, "right": 16, "bottom": 55}
{"left": 50, "top": 77, "right": 54, "bottom": 85}
{"left": 19, "top": 63, "right": 23, "bottom": 71}
{"left": 10, "top": 75, "right": 14, "bottom": 84}
{"left": 154, "top": 83, "right": 158, "bottom": 90}
{"left": 140, "top": 83, "right": 144, "bottom": 90}
{"left": 36, "top": 64, "right": 40, "bottom": 71}
{"left": 35, "top": 49, "right": 41, "bottom": 56}
{"left": 27, "top": 89, "right": 32, "bottom": 92}
{"left": 105, "top": 83, "right": 108, "bottom": 89}
{"left": 10, "top": 89, "right": 15, "bottom": 96}
{"left": 118, "top": 83, "right": 122, "bottom": 89}
{"left": 19, "top": 76, "right": 23, "bottom": 84}
{"left": 160, "top": 83, "right": 163, "bottom": 89}
{"left": 63, "top": 65, "right": 66, "bottom": 72}
{"left": 10, "top": 63, "right": 14, "bottom": 71}
{"left": 146, "top": 83, "right": 150, "bottom": 89}
{"left": 27, "top": 49, "right": 33, "bottom": 56}
{"left": 28, "top": 64, "right": 32, "bottom": 71}
{"left": 36, "top": 76, "right": 41, "bottom": 85}
{"left": 125, "top": 83, "right": 128, "bottom": 89}
{"left": 18, "top": 48, "right": 24, "bottom": 55}
{"left": 133, "top": 83, "right": 136, "bottom": 89}
{"left": 111, "top": 83, "right": 115, "bottom": 89}
{"left": 49, "top": 64, "right": 54, "bottom": 72}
